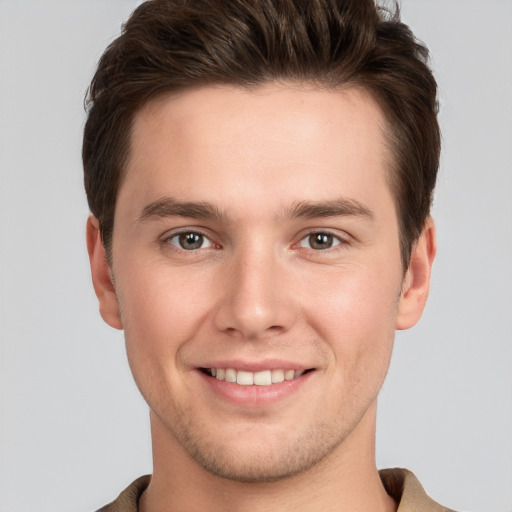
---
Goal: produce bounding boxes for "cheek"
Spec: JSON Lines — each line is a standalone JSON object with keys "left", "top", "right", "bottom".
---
{"left": 302, "top": 263, "right": 400, "bottom": 374}
{"left": 116, "top": 261, "right": 218, "bottom": 414}
{"left": 117, "top": 261, "right": 214, "bottom": 369}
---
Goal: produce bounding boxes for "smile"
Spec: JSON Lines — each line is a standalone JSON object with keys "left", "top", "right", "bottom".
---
{"left": 202, "top": 368, "right": 308, "bottom": 386}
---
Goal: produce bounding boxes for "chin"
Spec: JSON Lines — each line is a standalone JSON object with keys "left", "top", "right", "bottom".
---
{"left": 187, "top": 444, "right": 329, "bottom": 483}
{"left": 170, "top": 416, "right": 346, "bottom": 483}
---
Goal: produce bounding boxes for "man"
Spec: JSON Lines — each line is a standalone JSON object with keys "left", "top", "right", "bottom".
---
{"left": 84, "top": 0, "right": 452, "bottom": 510}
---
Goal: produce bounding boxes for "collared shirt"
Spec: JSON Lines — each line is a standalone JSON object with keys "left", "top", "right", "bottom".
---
{"left": 380, "top": 468, "right": 456, "bottom": 511}
{"left": 96, "top": 468, "right": 456, "bottom": 512}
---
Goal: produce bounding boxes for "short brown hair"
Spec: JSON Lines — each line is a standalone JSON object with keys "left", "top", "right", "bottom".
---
{"left": 83, "top": 0, "right": 440, "bottom": 268}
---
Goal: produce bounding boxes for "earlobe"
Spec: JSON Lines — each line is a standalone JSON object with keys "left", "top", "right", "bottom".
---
{"left": 86, "top": 216, "right": 123, "bottom": 330}
{"left": 395, "top": 217, "right": 437, "bottom": 330}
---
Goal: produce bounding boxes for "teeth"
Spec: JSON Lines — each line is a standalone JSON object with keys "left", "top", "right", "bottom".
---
{"left": 271, "top": 369, "right": 284, "bottom": 383}
{"left": 225, "top": 368, "right": 237, "bottom": 383}
{"left": 237, "top": 370, "right": 254, "bottom": 386}
{"left": 208, "top": 368, "right": 306, "bottom": 386}
{"left": 253, "top": 370, "right": 272, "bottom": 386}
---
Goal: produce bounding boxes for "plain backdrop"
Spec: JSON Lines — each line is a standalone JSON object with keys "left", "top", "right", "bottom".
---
{"left": 0, "top": 1, "right": 511, "bottom": 511}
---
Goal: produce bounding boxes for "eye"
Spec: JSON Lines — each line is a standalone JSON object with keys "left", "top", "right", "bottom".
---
{"left": 299, "top": 232, "right": 341, "bottom": 250}
{"left": 168, "top": 231, "right": 213, "bottom": 251}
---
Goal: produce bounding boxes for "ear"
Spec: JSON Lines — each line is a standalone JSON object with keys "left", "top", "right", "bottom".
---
{"left": 396, "top": 217, "right": 437, "bottom": 330}
{"left": 86, "top": 216, "right": 123, "bottom": 330}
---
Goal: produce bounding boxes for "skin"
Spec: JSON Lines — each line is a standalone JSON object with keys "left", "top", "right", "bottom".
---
{"left": 87, "top": 83, "right": 436, "bottom": 512}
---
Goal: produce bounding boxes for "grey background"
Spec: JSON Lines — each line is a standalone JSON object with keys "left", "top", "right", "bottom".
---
{"left": 0, "top": 1, "right": 510, "bottom": 511}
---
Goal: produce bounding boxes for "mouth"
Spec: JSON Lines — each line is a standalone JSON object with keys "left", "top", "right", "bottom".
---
{"left": 200, "top": 367, "right": 314, "bottom": 386}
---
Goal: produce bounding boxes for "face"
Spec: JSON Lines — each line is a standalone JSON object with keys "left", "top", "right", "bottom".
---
{"left": 88, "top": 83, "right": 434, "bottom": 482}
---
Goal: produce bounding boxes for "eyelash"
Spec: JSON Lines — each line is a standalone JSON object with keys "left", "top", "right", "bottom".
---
{"left": 164, "top": 230, "right": 217, "bottom": 252}
{"left": 297, "top": 231, "right": 346, "bottom": 251}
{"left": 162, "top": 229, "right": 348, "bottom": 253}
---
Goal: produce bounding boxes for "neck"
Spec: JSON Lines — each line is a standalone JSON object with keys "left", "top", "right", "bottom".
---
{"left": 140, "top": 402, "right": 396, "bottom": 512}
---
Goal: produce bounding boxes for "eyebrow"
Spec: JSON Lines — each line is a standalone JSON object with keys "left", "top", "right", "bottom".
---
{"left": 138, "top": 196, "right": 374, "bottom": 223}
{"left": 288, "top": 198, "right": 374, "bottom": 221}
{"left": 138, "top": 197, "right": 227, "bottom": 222}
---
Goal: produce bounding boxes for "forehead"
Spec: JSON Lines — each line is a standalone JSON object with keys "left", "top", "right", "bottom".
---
{"left": 131, "top": 83, "right": 387, "bottom": 157}
{"left": 120, "top": 83, "right": 393, "bottom": 221}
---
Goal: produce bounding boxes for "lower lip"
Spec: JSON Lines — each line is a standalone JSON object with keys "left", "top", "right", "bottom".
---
{"left": 198, "top": 370, "right": 313, "bottom": 408}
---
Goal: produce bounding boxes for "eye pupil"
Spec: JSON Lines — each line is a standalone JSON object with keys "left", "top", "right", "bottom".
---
{"left": 179, "top": 232, "right": 203, "bottom": 250}
{"left": 309, "top": 233, "right": 333, "bottom": 250}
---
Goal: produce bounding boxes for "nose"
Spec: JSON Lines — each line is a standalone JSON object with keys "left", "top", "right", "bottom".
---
{"left": 212, "top": 245, "right": 297, "bottom": 340}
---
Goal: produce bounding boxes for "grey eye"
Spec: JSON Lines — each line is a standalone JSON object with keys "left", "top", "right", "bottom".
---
{"left": 169, "top": 232, "right": 212, "bottom": 250}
